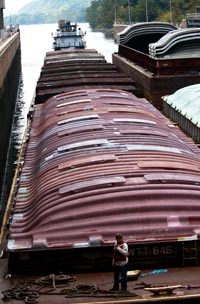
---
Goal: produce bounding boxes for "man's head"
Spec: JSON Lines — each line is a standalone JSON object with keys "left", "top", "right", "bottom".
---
{"left": 115, "top": 233, "right": 123, "bottom": 242}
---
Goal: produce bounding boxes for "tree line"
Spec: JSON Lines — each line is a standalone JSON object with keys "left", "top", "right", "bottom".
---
{"left": 4, "top": 0, "right": 90, "bottom": 26}
{"left": 4, "top": 0, "right": 200, "bottom": 27}
{"left": 86, "top": 0, "right": 200, "bottom": 29}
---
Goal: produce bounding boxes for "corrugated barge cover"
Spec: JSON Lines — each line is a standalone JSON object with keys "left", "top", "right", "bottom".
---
{"left": 163, "top": 84, "right": 200, "bottom": 127}
{"left": 35, "top": 49, "right": 137, "bottom": 104}
{"left": 149, "top": 28, "right": 200, "bottom": 58}
{"left": 118, "top": 22, "right": 176, "bottom": 45}
{"left": 8, "top": 88, "right": 200, "bottom": 252}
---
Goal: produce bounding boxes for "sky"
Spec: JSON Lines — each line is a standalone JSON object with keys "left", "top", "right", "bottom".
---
{"left": 4, "top": 0, "right": 33, "bottom": 15}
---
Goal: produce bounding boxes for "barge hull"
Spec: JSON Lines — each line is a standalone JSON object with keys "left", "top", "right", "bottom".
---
{"left": 112, "top": 52, "right": 200, "bottom": 109}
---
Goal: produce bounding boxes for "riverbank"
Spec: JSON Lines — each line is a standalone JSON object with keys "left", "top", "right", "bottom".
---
{"left": 92, "top": 24, "right": 129, "bottom": 41}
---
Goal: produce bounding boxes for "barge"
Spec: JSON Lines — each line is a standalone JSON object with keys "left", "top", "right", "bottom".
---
{"left": 1, "top": 48, "right": 200, "bottom": 303}
{"left": 163, "top": 83, "right": 200, "bottom": 144}
{"left": 113, "top": 22, "right": 200, "bottom": 109}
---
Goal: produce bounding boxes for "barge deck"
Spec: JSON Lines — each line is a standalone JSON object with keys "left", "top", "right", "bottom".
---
{"left": 1, "top": 263, "right": 200, "bottom": 303}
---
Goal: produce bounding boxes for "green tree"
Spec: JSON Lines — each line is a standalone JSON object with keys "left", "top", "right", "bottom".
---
{"left": 5, "top": 0, "right": 200, "bottom": 28}
{"left": 86, "top": 0, "right": 200, "bottom": 29}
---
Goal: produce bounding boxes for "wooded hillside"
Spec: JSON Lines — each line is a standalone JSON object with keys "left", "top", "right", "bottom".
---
{"left": 86, "top": 0, "right": 200, "bottom": 29}
{"left": 4, "top": 0, "right": 200, "bottom": 28}
{"left": 4, "top": 0, "right": 91, "bottom": 25}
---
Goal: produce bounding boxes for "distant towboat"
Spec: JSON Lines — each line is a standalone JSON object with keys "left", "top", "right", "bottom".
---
{"left": 52, "top": 20, "right": 86, "bottom": 50}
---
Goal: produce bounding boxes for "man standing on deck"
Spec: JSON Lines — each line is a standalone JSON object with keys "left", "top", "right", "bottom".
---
{"left": 110, "top": 233, "right": 128, "bottom": 291}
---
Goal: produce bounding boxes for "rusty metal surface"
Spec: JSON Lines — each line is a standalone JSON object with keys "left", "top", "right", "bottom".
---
{"left": 35, "top": 49, "right": 138, "bottom": 103}
{"left": 8, "top": 87, "right": 200, "bottom": 256}
{"left": 2, "top": 264, "right": 200, "bottom": 303}
{"left": 36, "top": 75, "right": 134, "bottom": 91}
{"left": 2, "top": 256, "right": 200, "bottom": 304}
{"left": 118, "top": 44, "right": 200, "bottom": 76}
{"left": 113, "top": 51, "right": 200, "bottom": 110}
{"left": 38, "top": 71, "right": 121, "bottom": 83}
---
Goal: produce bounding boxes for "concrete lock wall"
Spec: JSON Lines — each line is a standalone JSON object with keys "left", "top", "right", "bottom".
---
{"left": 0, "top": 1, "right": 5, "bottom": 29}
{"left": 0, "top": 32, "right": 21, "bottom": 212}
{"left": 0, "top": 33, "right": 20, "bottom": 87}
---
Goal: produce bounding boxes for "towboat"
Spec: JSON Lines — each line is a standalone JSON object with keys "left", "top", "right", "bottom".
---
{"left": 52, "top": 20, "right": 86, "bottom": 50}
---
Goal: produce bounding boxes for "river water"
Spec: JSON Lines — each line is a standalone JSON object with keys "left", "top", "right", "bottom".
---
{"left": 0, "top": 23, "right": 118, "bottom": 220}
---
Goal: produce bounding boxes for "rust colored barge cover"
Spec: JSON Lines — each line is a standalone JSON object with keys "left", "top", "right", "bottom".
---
{"left": 8, "top": 87, "right": 200, "bottom": 253}
{"left": 35, "top": 49, "right": 138, "bottom": 103}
